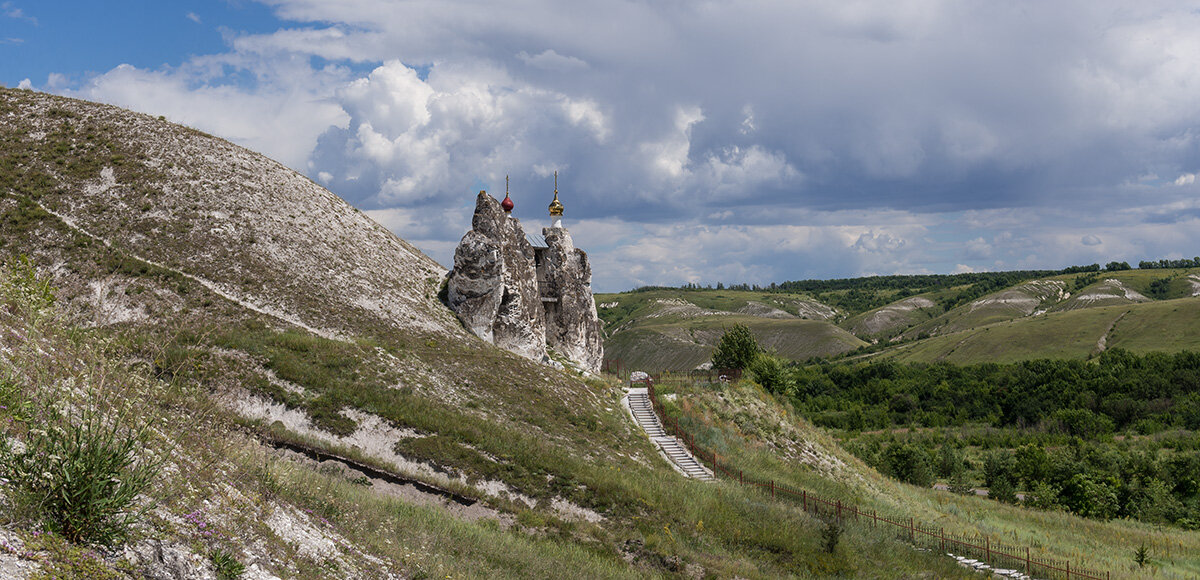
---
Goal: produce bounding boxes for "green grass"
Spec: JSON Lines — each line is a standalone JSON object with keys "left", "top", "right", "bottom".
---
{"left": 840, "top": 288, "right": 959, "bottom": 340}
{"left": 881, "top": 297, "right": 1200, "bottom": 364}
{"left": 595, "top": 288, "right": 833, "bottom": 331}
{"left": 604, "top": 317, "right": 866, "bottom": 372}
{"left": 601, "top": 271, "right": 1200, "bottom": 369}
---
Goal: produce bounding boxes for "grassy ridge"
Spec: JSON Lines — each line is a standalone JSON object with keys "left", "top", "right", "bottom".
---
{"left": 603, "top": 269, "right": 1200, "bottom": 370}
{"left": 881, "top": 297, "right": 1200, "bottom": 364}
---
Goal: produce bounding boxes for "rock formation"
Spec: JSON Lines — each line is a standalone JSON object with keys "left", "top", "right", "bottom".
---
{"left": 541, "top": 226, "right": 604, "bottom": 372}
{"left": 446, "top": 186, "right": 604, "bottom": 373}
{"left": 446, "top": 192, "right": 547, "bottom": 362}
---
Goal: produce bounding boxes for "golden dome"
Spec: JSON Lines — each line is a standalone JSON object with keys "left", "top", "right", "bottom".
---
{"left": 548, "top": 171, "right": 564, "bottom": 216}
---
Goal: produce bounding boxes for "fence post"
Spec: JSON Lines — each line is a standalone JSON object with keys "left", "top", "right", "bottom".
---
{"left": 770, "top": 480, "right": 775, "bottom": 499}
{"left": 909, "top": 517, "right": 914, "bottom": 543}
{"left": 1066, "top": 560, "right": 1070, "bottom": 579}
{"left": 802, "top": 490, "right": 807, "bottom": 512}
{"left": 872, "top": 509, "right": 876, "bottom": 528}
{"left": 940, "top": 527, "right": 944, "bottom": 552}
{"left": 739, "top": 469, "right": 743, "bottom": 484}
{"left": 836, "top": 499, "right": 842, "bottom": 522}
{"left": 985, "top": 536, "right": 991, "bottom": 566}
{"left": 1025, "top": 547, "right": 1030, "bottom": 577}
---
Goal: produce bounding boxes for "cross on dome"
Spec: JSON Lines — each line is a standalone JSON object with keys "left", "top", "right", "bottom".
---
{"left": 501, "top": 174, "right": 514, "bottom": 213}
{"left": 548, "top": 171, "right": 564, "bottom": 217}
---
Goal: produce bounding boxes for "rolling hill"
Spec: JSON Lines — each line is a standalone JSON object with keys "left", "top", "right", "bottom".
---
{"left": 601, "top": 268, "right": 1200, "bottom": 371}
{"left": 0, "top": 87, "right": 979, "bottom": 578}
{"left": 595, "top": 289, "right": 866, "bottom": 371}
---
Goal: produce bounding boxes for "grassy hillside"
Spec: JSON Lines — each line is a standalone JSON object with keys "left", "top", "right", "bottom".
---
{"left": 602, "top": 268, "right": 1200, "bottom": 371}
{"left": 651, "top": 374, "right": 1200, "bottom": 579}
{"left": 841, "top": 294, "right": 948, "bottom": 340}
{"left": 887, "top": 269, "right": 1199, "bottom": 343}
{"left": 0, "top": 264, "right": 643, "bottom": 578}
{"left": 0, "top": 88, "right": 985, "bottom": 577}
{"left": 596, "top": 289, "right": 864, "bottom": 372}
{"left": 604, "top": 316, "right": 866, "bottom": 372}
{"left": 877, "top": 296, "right": 1200, "bottom": 364}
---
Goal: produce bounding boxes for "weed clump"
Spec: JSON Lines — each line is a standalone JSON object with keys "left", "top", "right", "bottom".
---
{"left": 2, "top": 406, "right": 159, "bottom": 545}
{"left": 0, "top": 255, "right": 158, "bottom": 547}
{"left": 1134, "top": 542, "right": 1150, "bottom": 568}
{"left": 210, "top": 548, "right": 246, "bottom": 579}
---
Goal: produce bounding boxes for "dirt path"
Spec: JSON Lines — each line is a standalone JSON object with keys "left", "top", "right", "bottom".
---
{"left": 935, "top": 331, "right": 978, "bottom": 361}
{"left": 1094, "top": 311, "right": 1128, "bottom": 354}
{"left": 31, "top": 197, "right": 342, "bottom": 340}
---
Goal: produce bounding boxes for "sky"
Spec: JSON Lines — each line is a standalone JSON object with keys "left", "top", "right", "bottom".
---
{"left": 4, "top": 1, "right": 1200, "bottom": 293}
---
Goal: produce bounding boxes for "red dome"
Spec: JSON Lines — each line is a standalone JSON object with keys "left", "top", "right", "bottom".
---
{"left": 501, "top": 193, "right": 514, "bottom": 212}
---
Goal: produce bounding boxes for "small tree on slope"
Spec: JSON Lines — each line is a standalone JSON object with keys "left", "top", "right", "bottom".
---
{"left": 711, "top": 324, "right": 762, "bottom": 370}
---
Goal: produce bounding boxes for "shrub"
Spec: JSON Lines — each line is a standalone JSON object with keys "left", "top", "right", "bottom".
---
{"left": 748, "top": 353, "right": 790, "bottom": 394}
{"left": 988, "top": 474, "right": 1018, "bottom": 504}
{"left": 710, "top": 324, "right": 761, "bottom": 370}
{"left": 936, "top": 443, "right": 964, "bottom": 478}
{"left": 1012, "top": 444, "right": 1051, "bottom": 487}
{"left": 882, "top": 443, "right": 933, "bottom": 487}
{"left": 1052, "top": 409, "right": 1114, "bottom": 438}
{"left": 982, "top": 449, "right": 1012, "bottom": 488}
{"left": 1134, "top": 543, "right": 1150, "bottom": 568}
{"left": 1024, "top": 480, "right": 1062, "bottom": 510}
{"left": 3, "top": 406, "right": 159, "bottom": 545}
{"left": 948, "top": 467, "right": 974, "bottom": 496}
{"left": 1060, "top": 474, "right": 1119, "bottom": 519}
{"left": 819, "top": 518, "right": 842, "bottom": 553}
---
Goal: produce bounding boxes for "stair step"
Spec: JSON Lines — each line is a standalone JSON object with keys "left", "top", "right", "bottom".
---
{"left": 627, "top": 392, "right": 714, "bottom": 481}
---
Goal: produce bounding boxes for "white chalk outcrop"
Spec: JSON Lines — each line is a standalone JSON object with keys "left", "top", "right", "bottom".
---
{"left": 446, "top": 192, "right": 548, "bottom": 362}
{"left": 541, "top": 225, "right": 604, "bottom": 373}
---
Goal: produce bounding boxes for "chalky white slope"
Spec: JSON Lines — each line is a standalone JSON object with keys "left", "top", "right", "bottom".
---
{"left": 7, "top": 89, "right": 458, "bottom": 340}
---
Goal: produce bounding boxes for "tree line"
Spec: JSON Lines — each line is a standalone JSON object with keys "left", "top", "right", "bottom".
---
{"left": 627, "top": 255, "right": 1197, "bottom": 313}
{"left": 784, "top": 349, "right": 1200, "bottom": 434}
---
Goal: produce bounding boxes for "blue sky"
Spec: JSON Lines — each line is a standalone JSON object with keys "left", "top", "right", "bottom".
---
{"left": 2, "top": 2, "right": 280, "bottom": 82}
{"left": 5, "top": 1, "right": 1200, "bottom": 292}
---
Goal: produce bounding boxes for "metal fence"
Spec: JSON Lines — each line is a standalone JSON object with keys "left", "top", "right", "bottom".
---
{"left": 642, "top": 377, "right": 1110, "bottom": 580}
{"left": 602, "top": 358, "right": 742, "bottom": 383}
